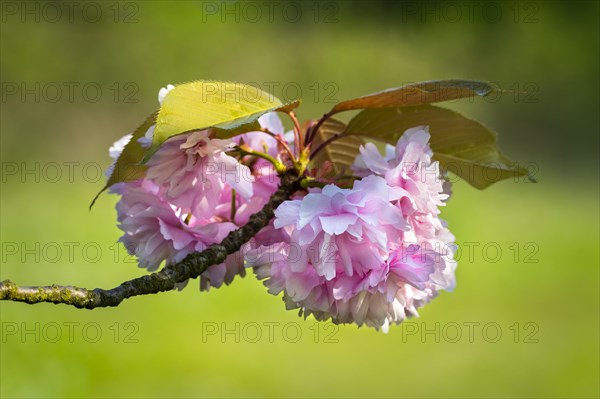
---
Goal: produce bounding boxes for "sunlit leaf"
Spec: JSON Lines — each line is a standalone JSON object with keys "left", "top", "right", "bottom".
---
{"left": 210, "top": 119, "right": 262, "bottom": 138}
{"left": 211, "top": 100, "right": 300, "bottom": 137}
{"left": 330, "top": 80, "right": 497, "bottom": 114}
{"left": 151, "top": 80, "right": 285, "bottom": 154}
{"left": 345, "top": 105, "right": 532, "bottom": 189}
{"left": 90, "top": 111, "right": 157, "bottom": 208}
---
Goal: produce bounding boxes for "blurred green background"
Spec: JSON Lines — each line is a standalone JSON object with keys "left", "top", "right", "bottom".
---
{"left": 1, "top": 1, "right": 598, "bottom": 398}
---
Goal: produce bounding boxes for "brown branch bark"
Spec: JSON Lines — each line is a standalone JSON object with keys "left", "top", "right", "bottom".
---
{"left": 0, "top": 170, "right": 302, "bottom": 309}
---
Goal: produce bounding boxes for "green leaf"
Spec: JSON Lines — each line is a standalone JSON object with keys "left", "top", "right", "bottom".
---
{"left": 309, "top": 118, "right": 365, "bottom": 176}
{"left": 345, "top": 105, "right": 532, "bottom": 189}
{"left": 90, "top": 111, "right": 157, "bottom": 208}
{"left": 209, "top": 99, "right": 300, "bottom": 138}
{"left": 151, "top": 80, "right": 286, "bottom": 154}
{"left": 92, "top": 82, "right": 298, "bottom": 207}
{"left": 330, "top": 80, "right": 497, "bottom": 114}
{"left": 210, "top": 119, "right": 262, "bottom": 138}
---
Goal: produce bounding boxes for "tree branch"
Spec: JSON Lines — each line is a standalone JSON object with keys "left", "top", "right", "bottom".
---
{"left": 0, "top": 170, "right": 302, "bottom": 309}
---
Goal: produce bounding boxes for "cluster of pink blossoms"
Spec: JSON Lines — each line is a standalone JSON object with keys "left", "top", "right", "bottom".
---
{"left": 107, "top": 87, "right": 456, "bottom": 330}
{"left": 249, "top": 127, "right": 456, "bottom": 331}
{"left": 108, "top": 87, "right": 284, "bottom": 290}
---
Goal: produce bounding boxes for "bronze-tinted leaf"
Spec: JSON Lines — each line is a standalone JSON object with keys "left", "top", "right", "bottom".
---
{"left": 310, "top": 118, "right": 364, "bottom": 176}
{"left": 345, "top": 105, "right": 531, "bottom": 189}
{"left": 330, "top": 80, "right": 497, "bottom": 114}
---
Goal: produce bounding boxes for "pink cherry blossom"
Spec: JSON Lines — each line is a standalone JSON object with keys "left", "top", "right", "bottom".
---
{"left": 250, "top": 128, "right": 456, "bottom": 331}
{"left": 229, "top": 112, "right": 286, "bottom": 223}
{"left": 353, "top": 126, "right": 450, "bottom": 239}
{"left": 111, "top": 178, "right": 245, "bottom": 290}
{"left": 273, "top": 175, "right": 408, "bottom": 280}
{"left": 354, "top": 126, "right": 456, "bottom": 288}
{"left": 107, "top": 108, "right": 286, "bottom": 291}
{"left": 144, "top": 130, "right": 253, "bottom": 216}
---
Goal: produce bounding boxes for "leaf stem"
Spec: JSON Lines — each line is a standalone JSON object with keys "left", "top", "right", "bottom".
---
{"left": 306, "top": 112, "right": 333, "bottom": 145}
{"left": 300, "top": 177, "right": 327, "bottom": 189}
{"left": 230, "top": 189, "right": 237, "bottom": 223}
{"left": 287, "top": 111, "right": 303, "bottom": 156}
{"left": 258, "top": 128, "right": 295, "bottom": 163}
{"left": 234, "top": 146, "right": 287, "bottom": 174}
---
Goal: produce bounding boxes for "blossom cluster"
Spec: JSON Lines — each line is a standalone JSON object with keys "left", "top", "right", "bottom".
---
{"left": 108, "top": 87, "right": 284, "bottom": 290}
{"left": 249, "top": 128, "right": 456, "bottom": 331}
{"left": 107, "top": 86, "right": 457, "bottom": 331}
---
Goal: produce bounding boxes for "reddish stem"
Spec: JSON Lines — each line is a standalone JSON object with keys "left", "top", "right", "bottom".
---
{"left": 258, "top": 128, "right": 295, "bottom": 163}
